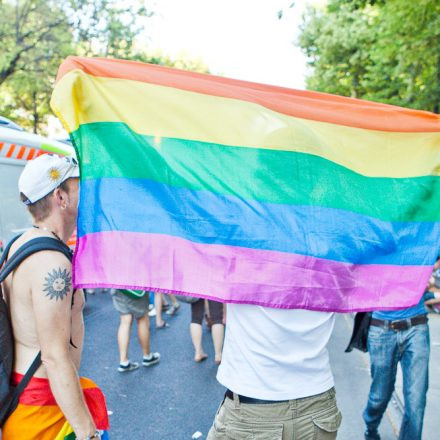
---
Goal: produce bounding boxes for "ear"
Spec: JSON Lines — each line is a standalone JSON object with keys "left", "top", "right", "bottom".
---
{"left": 53, "top": 186, "right": 69, "bottom": 210}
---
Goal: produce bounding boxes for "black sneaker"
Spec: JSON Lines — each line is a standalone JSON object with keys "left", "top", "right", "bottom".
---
{"left": 142, "top": 352, "right": 160, "bottom": 367}
{"left": 118, "top": 361, "right": 139, "bottom": 373}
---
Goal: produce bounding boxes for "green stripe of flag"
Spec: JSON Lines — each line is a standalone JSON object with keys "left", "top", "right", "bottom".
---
{"left": 72, "top": 122, "right": 440, "bottom": 222}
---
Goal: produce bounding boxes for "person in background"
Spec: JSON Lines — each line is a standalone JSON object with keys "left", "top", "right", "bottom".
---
{"left": 154, "top": 292, "right": 170, "bottom": 329}
{"left": 362, "top": 260, "right": 440, "bottom": 440}
{"left": 190, "top": 299, "right": 224, "bottom": 363}
{"left": 425, "top": 263, "right": 440, "bottom": 313}
{"left": 154, "top": 292, "right": 180, "bottom": 328}
{"left": 165, "top": 293, "right": 181, "bottom": 316}
{"left": 111, "top": 289, "right": 160, "bottom": 372}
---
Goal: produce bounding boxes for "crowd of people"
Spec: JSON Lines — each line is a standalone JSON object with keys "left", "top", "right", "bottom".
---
{"left": 1, "top": 153, "right": 440, "bottom": 440}
{"left": 109, "top": 288, "right": 225, "bottom": 371}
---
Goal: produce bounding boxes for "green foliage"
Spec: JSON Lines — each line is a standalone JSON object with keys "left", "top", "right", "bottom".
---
{"left": 65, "top": 0, "right": 152, "bottom": 59}
{"left": 299, "top": 0, "right": 440, "bottom": 113}
{"left": 0, "top": 0, "right": 209, "bottom": 134}
{"left": 299, "top": 2, "right": 377, "bottom": 98}
{"left": 0, "top": 0, "right": 74, "bottom": 132}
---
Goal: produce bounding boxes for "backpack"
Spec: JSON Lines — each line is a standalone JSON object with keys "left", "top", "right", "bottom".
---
{"left": 0, "top": 235, "right": 73, "bottom": 426}
{"left": 345, "top": 311, "right": 372, "bottom": 353}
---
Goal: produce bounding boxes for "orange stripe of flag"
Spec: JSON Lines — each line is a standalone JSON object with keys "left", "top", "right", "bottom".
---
{"left": 55, "top": 56, "right": 440, "bottom": 133}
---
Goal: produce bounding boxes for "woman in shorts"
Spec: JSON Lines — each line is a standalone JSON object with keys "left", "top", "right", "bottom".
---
{"left": 111, "top": 289, "right": 160, "bottom": 372}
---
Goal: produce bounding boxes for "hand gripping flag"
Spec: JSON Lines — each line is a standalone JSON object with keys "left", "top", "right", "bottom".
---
{"left": 51, "top": 56, "right": 440, "bottom": 312}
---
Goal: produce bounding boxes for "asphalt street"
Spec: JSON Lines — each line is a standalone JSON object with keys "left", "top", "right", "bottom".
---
{"left": 81, "top": 292, "right": 225, "bottom": 440}
{"left": 81, "top": 293, "right": 438, "bottom": 440}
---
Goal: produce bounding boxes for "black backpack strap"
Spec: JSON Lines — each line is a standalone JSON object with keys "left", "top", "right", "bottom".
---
{"left": 0, "top": 234, "right": 23, "bottom": 269}
{"left": 10, "top": 351, "right": 42, "bottom": 400}
{"left": 0, "top": 237, "right": 72, "bottom": 283}
{"left": 0, "top": 352, "right": 42, "bottom": 425}
{"left": 0, "top": 237, "right": 73, "bottom": 418}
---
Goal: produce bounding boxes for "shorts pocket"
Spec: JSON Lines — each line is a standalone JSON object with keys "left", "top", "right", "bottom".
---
{"left": 226, "top": 421, "right": 283, "bottom": 440}
{"left": 312, "top": 409, "right": 342, "bottom": 440}
{"left": 211, "top": 401, "right": 227, "bottom": 435}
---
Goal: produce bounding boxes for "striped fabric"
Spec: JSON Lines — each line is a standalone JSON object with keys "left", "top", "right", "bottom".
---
{"left": 50, "top": 56, "right": 440, "bottom": 312}
{"left": 2, "top": 374, "right": 109, "bottom": 439}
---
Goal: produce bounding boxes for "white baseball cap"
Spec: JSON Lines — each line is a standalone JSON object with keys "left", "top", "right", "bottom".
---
{"left": 18, "top": 154, "right": 80, "bottom": 205}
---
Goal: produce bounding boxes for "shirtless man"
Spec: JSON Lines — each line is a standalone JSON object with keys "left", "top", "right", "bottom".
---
{"left": 1, "top": 155, "right": 108, "bottom": 439}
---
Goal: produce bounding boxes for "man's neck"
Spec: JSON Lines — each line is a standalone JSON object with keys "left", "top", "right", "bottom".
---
{"left": 33, "top": 217, "right": 73, "bottom": 244}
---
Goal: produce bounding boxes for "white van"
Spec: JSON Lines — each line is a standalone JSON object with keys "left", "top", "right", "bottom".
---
{"left": 0, "top": 118, "right": 74, "bottom": 252}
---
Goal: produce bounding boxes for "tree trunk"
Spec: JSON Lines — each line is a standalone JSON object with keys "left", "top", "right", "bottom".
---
{"left": 32, "top": 91, "right": 39, "bottom": 134}
{"left": 434, "top": 53, "right": 440, "bottom": 114}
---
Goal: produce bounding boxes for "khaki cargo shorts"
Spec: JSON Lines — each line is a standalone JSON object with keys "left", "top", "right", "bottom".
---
{"left": 207, "top": 387, "right": 341, "bottom": 440}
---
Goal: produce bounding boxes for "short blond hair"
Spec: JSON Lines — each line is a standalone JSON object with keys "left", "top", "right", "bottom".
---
{"left": 20, "top": 179, "right": 71, "bottom": 222}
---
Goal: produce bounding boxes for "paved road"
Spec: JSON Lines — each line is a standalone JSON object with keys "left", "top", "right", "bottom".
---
{"left": 81, "top": 293, "right": 436, "bottom": 440}
{"left": 81, "top": 292, "right": 225, "bottom": 440}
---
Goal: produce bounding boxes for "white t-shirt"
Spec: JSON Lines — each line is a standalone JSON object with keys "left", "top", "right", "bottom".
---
{"left": 217, "top": 304, "right": 335, "bottom": 400}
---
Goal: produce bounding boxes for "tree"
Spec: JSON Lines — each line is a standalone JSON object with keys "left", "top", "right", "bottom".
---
{"left": 364, "top": 0, "right": 440, "bottom": 112}
{"left": 0, "top": 0, "right": 152, "bottom": 133}
{"left": 0, "top": 1, "right": 71, "bottom": 85}
{"left": 66, "top": 0, "right": 152, "bottom": 59}
{"left": 0, "top": 0, "right": 210, "bottom": 133}
{"left": 298, "top": 2, "right": 377, "bottom": 98}
{"left": 298, "top": 0, "right": 440, "bottom": 113}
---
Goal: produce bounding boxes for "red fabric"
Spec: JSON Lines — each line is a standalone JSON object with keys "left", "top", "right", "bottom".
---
{"left": 12, "top": 373, "right": 109, "bottom": 430}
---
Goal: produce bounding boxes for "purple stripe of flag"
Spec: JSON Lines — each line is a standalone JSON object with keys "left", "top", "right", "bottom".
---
{"left": 74, "top": 231, "right": 431, "bottom": 312}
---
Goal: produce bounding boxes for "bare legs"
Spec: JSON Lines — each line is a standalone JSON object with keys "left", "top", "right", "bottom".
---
{"left": 137, "top": 314, "right": 151, "bottom": 357}
{"left": 154, "top": 293, "right": 166, "bottom": 328}
{"left": 212, "top": 323, "right": 224, "bottom": 364}
{"left": 117, "top": 313, "right": 133, "bottom": 363}
{"left": 117, "top": 313, "right": 152, "bottom": 363}
{"left": 190, "top": 323, "right": 208, "bottom": 362}
{"left": 190, "top": 300, "right": 225, "bottom": 363}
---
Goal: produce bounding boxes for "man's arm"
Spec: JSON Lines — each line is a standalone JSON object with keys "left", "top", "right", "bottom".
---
{"left": 30, "top": 251, "right": 96, "bottom": 439}
{"left": 425, "top": 291, "right": 440, "bottom": 305}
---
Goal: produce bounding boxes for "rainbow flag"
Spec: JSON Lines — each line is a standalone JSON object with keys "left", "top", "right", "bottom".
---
{"left": 50, "top": 56, "right": 440, "bottom": 312}
{"left": 2, "top": 374, "right": 109, "bottom": 439}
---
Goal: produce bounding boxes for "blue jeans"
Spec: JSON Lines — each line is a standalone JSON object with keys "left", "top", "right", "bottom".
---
{"left": 363, "top": 323, "right": 430, "bottom": 440}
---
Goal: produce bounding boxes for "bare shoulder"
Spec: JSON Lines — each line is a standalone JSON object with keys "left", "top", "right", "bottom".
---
{"left": 27, "top": 251, "right": 72, "bottom": 302}
{"left": 7, "top": 232, "right": 72, "bottom": 298}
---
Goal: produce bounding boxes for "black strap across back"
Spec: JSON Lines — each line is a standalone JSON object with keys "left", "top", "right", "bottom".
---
{"left": 0, "top": 235, "right": 73, "bottom": 425}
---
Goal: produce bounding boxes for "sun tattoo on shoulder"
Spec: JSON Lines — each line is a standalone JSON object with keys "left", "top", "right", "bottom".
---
{"left": 43, "top": 268, "right": 72, "bottom": 300}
